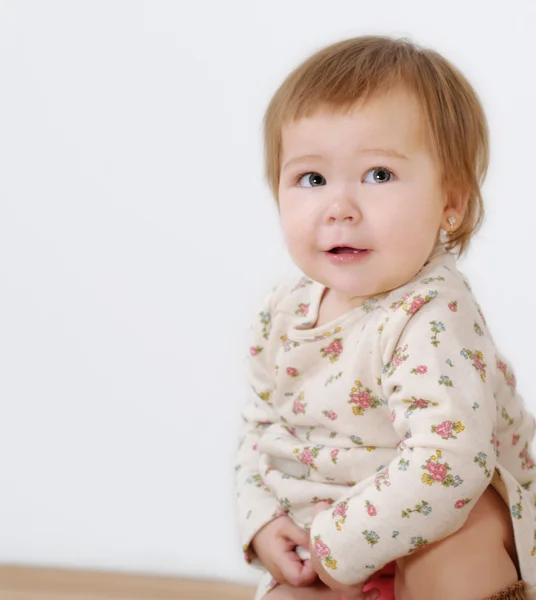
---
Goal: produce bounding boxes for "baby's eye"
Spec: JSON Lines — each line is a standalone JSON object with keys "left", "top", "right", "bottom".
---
{"left": 363, "top": 167, "right": 395, "bottom": 184}
{"left": 297, "top": 172, "right": 327, "bottom": 187}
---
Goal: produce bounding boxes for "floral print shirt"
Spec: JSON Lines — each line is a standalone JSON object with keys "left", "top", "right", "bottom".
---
{"left": 235, "top": 249, "right": 536, "bottom": 596}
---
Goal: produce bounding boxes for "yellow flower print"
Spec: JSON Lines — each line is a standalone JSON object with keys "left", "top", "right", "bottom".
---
{"left": 325, "top": 558, "right": 338, "bottom": 570}
{"left": 281, "top": 334, "right": 300, "bottom": 352}
{"left": 422, "top": 473, "right": 434, "bottom": 485}
{"left": 259, "top": 391, "right": 271, "bottom": 403}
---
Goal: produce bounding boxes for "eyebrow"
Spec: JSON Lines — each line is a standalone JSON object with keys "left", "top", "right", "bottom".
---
{"left": 282, "top": 148, "right": 410, "bottom": 171}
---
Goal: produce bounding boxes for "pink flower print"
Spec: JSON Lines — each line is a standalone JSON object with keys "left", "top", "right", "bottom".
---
{"left": 375, "top": 468, "right": 391, "bottom": 491}
{"left": 410, "top": 365, "right": 428, "bottom": 375}
{"left": 293, "top": 398, "right": 305, "bottom": 413}
{"left": 520, "top": 443, "right": 535, "bottom": 470}
{"left": 461, "top": 348, "right": 487, "bottom": 382}
{"left": 321, "top": 338, "right": 344, "bottom": 363}
{"left": 403, "top": 396, "right": 440, "bottom": 418}
{"left": 383, "top": 345, "right": 409, "bottom": 377}
{"left": 390, "top": 290, "right": 437, "bottom": 314}
{"left": 282, "top": 425, "right": 297, "bottom": 437}
{"left": 292, "top": 393, "right": 307, "bottom": 415}
{"left": 391, "top": 410, "right": 396, "bottom": 423}
{"left": 423, "top": 449, "right": 463, "bottom": 487}
{"left": 330, "top": 449, "right": 339, "bottom": 463}
{"left": 314, "top": 538, "right": 331, "bottom": 559}
{"left": 334, "top": 502, "right": 347, "bottom": 518}
{"left": 286, "top": 367, "right": 299, "bottom": 377}
{"left": 433, "top": 421, "right": 453, "bottom": 439}
{"left": 293, "top": 445, "right": 321, "bottom": 470}
{"left": 454, "top": 498, "right": 471, "bottom": 509}
{"left": 330, "top": 339, "right": 343, "bottom": 354}
{"left": 300, "top": 449, "right": 314, "bottom": 465}
{"left": 292, "top": 276, "right": 313, "bottom": 292}
{"left": 250, "top": 346, "right": 262, "bottom": 356}
{"left": 323, "top": 410, "right": 338, "bottom": 421}
{"left": 252, "top": 443, "right": 258, "bottom": 451}
{"left": 333, "top": 501, "right": 348, "bottom": 531}
{"left": 426, "top": 461, "right": 448, "bottom": 482}
{"left": 414, "top": 399, "right": 429, "bottom": 408}
{"left": 296, "top": 302, "right": 310, "bottom": 316}
{"left": 497, "top": 360, "right": 517, "bottom": 391}
{"left": 409, "top": 296, "right": 425, "bottom": 314}
{"left": 390, "top": 292, "right": 413, "bottom": 311}
{"left": 393, "top": 354, "right": 404, "bottom": 367}
{"left": 491, "top": 433, "right": 500, "bottom": 457}
{"left": 448, "top": 301, "right": 458, "bottom": 312}
{"left": 366, "top": 501, "right": 377, "bottom": 516}
{"left": 397, "top": 440, "right": 407, "bottom": 452}
{"left": 281, "top": 334, "right": 300, "bottom": 352}
{"left": 512, "top": 434, "right": 520, "bottom": 446}
{"left": 348, "top": 380, "right": 384, "bottom": 416}
{"left": 350, "top": 391, "right": 371, "bottom": 408}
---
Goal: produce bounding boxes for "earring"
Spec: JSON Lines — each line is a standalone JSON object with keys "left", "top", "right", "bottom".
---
{"left": 447, "top": 216, "right": 456, "bottom": 235}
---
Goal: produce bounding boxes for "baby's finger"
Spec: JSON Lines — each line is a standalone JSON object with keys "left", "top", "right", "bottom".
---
{"left": 278, "top": 551, "right": 316, "bottom": 587}
{"left": 281, "top": 519, "right": 310, "bottom": 548}
{"left": 294, "top": 558, "right": 317, "bottom": 587}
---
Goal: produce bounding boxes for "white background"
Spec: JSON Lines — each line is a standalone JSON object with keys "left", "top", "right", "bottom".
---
{"left": 0, "top": 0, "right": 534, "bottom": 586}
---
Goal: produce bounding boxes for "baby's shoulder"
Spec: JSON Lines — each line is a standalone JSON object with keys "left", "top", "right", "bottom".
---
{"left": 265, "top": 274, "right": 319, "bottom": 317}
{"left": 381, "top": 253, "right": 484, "bottom": 331}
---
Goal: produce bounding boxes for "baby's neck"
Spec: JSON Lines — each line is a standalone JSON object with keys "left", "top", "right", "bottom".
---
{"left": 314, "top": 288, "right": 382, "bottom": 328}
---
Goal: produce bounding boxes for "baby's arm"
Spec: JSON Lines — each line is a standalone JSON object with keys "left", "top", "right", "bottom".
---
{"left": 310, "top": 293, "right": 498, "bottom": 585}
{"left": 235, "top": 288, "right": 282, "bottom": 566}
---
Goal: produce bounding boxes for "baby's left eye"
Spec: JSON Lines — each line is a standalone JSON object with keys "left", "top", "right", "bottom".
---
{"left": 363, "top": 168, "right": 395, "bottom": 184}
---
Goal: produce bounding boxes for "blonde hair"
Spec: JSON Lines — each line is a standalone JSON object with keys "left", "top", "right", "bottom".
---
{"left": 263, "top": 35, "right": 489, "bottom": 256}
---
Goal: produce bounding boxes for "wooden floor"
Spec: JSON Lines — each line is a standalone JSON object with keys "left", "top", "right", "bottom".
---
{"left": 0, "top": 566, "right": 256, "bottom": 600}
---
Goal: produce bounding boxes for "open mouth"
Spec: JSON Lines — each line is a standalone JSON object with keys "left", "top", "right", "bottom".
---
{"left": 328, "top": 246, "right": 367, "bottom": 254}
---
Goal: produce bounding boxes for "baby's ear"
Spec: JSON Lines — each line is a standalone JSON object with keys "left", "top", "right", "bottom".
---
{"left": 444, "top": 186, "right": 469, "bottom": 219}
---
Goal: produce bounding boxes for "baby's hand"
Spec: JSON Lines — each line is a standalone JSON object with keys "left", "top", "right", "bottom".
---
{"left": 310, "top": 503, "right": 381, "bottom": 600}
{"left": 251, "top": 516, "right": 318, "bottom": 587}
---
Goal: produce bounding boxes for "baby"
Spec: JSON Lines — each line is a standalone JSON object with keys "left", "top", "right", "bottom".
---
{"left": 235, "top": 35, "right": 536, "bottom": 600}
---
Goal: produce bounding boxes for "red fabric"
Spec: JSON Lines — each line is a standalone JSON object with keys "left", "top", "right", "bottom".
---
{"left": 362, "top": 561, "right": 395, "bottom": 599}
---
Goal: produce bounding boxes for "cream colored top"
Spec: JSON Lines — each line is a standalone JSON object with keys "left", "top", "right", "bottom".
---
{"left": 235, "top": 249, "right": 536, "bottom": 596}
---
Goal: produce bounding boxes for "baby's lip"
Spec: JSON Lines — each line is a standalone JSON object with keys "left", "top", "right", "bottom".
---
{"left": 325, "top": 244, "right": 368, "bottom": 252}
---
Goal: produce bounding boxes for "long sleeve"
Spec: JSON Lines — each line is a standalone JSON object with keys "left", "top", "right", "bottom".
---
{"left": 235, "top": 289, "right": 280, "bottom": 565}
{"left": 309, "top": 288, "right": 499, "bottom": 584}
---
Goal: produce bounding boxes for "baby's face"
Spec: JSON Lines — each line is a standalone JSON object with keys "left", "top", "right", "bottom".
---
{"left": 278, "top": 88, "right": 448, "bottom": 307}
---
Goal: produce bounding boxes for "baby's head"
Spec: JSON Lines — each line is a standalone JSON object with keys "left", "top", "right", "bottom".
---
{"left": 263, "top": 36, "right": 489, "bottom": 304}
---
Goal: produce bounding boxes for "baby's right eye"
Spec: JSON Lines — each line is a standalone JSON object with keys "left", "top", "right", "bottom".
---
{"left": 297, "top": 172, "right": 327, "bottom": 187}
